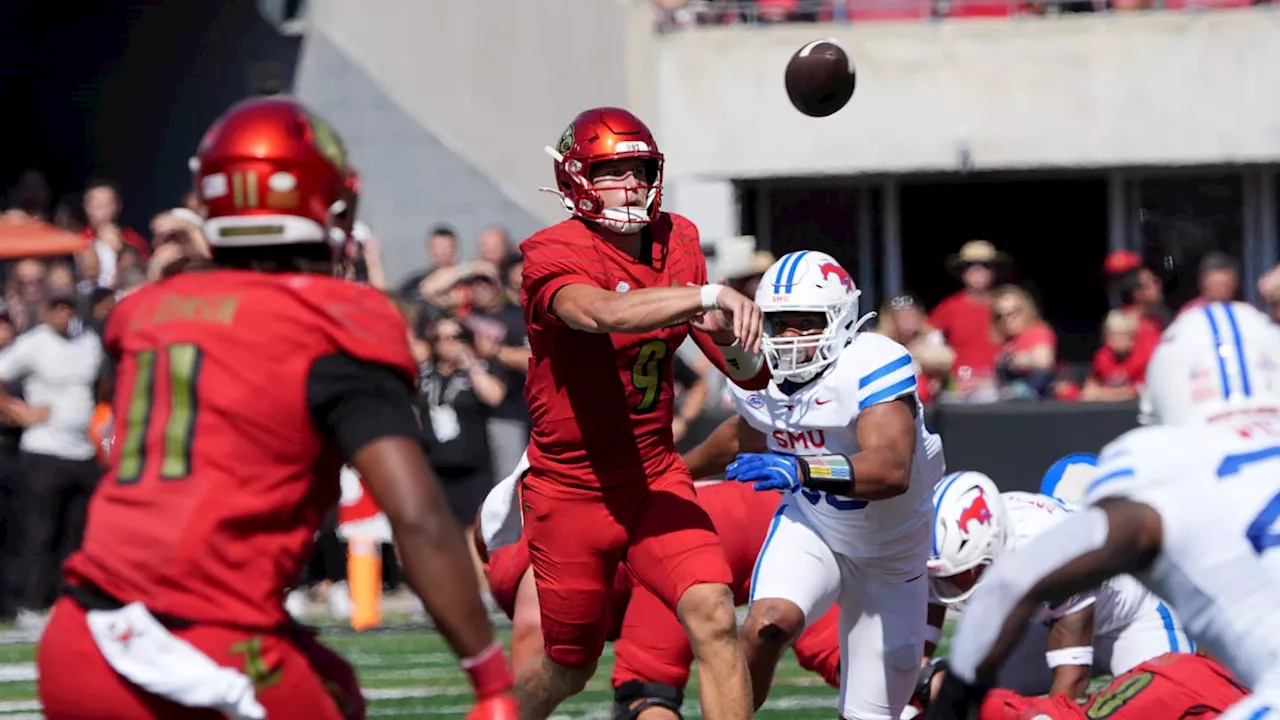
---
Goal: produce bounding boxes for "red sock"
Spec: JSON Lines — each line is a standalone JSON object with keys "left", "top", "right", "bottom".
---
{"left": 461, "top": 641, "right": 513, "bottom": 699}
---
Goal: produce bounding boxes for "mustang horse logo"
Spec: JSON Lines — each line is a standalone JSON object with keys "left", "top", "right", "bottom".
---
{"left": 958, "top": 488, "right": 993, "bottom": 533}
{"left": 820, "top": 262, "right": 853, "bottom": 293}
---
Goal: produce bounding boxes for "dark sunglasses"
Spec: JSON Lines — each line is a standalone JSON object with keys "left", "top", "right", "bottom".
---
{"left": 888, "top": 295, "right": 917, "bottom": 311}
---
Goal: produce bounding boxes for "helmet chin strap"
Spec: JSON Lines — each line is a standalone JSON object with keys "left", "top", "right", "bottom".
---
{"left": 598, "top": 206, "right": 647, "bottom": 235}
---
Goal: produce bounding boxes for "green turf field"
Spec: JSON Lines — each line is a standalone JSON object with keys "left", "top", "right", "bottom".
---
{"left": 0, "top": 623, "right": 956, "bottom": 719}
{"left": 0, "top": 620, "right": 1108, "bottom": 718}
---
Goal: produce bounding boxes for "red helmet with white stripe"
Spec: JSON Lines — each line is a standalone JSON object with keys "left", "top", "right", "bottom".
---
{"left": 192, "top": 96, "right": 359, "bottom": 252}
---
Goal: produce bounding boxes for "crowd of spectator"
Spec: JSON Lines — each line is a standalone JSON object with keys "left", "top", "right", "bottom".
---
{"left": 892, "top": 238, "right": 1269, "bottom": 408}
{"left": 0, "top": 170, "right": 214, "bottom": 632}
{"left": 7, "top": 162, "right": 1280, "bottom": 622}
{"left": 651, "top": 0, "right": 1265, "bottom": 30}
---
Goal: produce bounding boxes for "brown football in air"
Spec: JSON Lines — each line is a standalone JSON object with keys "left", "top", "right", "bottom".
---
{"left": 785, "top": 39, "right": 856, "bottom": 118}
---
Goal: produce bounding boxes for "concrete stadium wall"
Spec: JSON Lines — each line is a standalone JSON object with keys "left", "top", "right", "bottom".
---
{"left": 653, "top": 10, "right": 1280, "bottom": 180}
{"left": 294, "top": 0, "right": 657, "bottom": 279}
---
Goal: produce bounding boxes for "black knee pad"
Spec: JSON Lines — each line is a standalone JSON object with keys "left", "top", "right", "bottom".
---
{"left": 612, "top": 680, "right": 684, "bottom": 720}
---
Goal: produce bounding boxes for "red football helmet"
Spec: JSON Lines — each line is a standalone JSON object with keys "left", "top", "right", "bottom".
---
{"left": 542, "top": 107, "right": 664, "bottom": 235}
{"left": 191, "top": 96, "right": 359, "bottom": 251}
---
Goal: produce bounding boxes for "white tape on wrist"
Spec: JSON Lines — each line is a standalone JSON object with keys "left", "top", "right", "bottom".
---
{"left": 700, "top": 284, "right": 725, "bottom": 311}
{"left": 1045, "top": 646, "right": 1094, "bottom": 669}
{"left": 718, "top": 341, "right": 764, "bottom": 380}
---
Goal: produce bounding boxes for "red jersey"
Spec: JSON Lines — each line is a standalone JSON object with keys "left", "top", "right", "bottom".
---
{"left": 520, "top": 214, "right": 710, "bottom": 489}
{"left": 64, "top": 270, "right": 415, "bottom": 629}
{"left": 980, "top": 653, "right": 1245, "bottom": 720}
{"left": 1091, "top": 346, "right": 1146, "bottom": 388}
{"left": 929, "top": 291, "right": 1000, "bottom": 379}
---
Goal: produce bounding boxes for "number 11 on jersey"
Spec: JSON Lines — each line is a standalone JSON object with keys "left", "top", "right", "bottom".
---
{"left": 117, "top": 343, "right": 204, "bottom": 484}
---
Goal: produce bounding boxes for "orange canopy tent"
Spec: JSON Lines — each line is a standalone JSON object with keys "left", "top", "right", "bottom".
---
{"left": 0, "top": 212, "right": 91, "bottom": 260}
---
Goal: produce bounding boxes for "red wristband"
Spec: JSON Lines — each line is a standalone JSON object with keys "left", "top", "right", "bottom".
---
{"left": 461, "top": 641, "right": 513, "bottom": 699}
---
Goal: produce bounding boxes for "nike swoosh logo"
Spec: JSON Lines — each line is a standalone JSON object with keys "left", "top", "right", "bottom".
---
{"left": 815, "top": 399, "right": 833, "bottom": 405}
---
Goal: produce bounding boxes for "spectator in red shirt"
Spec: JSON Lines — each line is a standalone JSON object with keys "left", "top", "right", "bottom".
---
{"left": 1103, "top": 254, "right": 1165, "bottom": 379}
{"left": 1104, "top": 251, "right": 1168, "bottom": 325}
{"left": 929, "top": 240, "right": 1009, "bottom": 397}
{"left": 81, "top": 180, "right": 151, "bottom": 261}
{"left": 1082, "top": 309, "right": 1146, "bottom": 402}
{"left": 992, "top": 285, "right": 1057, "bottom": 399}
{"left": 877, "top": 293, "right": 954, "bottom": 406}
{"left": 1181, "top": 251, "right": 1239, "bottom": 313}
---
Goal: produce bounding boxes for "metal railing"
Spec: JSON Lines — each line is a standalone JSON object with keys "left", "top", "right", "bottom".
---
{"left": 649, "top": 0, "right": 1274, "bottom": 30}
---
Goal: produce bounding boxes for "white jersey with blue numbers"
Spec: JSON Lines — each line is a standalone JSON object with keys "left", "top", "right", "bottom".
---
{"left": 1088, "top": 421, "right": 1280, "bottom": 689}
{"left": 730, "top": 332, "right": 944, "bottom": 560}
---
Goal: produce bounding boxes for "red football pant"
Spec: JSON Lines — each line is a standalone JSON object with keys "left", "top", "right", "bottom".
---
{"left": 612, "top": 584, "right": 841, "bottom": 690}
{"left": 522, "top": 470, "right": 733, "bottom": 668}
{"left": 38, "top": 597, "right": 365, "bottom": 720}
{"left": 486, "top": 541, "right": 533, "bottom": 620}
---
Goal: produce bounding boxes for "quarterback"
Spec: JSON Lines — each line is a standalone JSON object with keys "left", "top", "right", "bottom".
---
{"left": 515, "top": 107, "right": 769, "bottom": 720}
{"left": 687, "top": 251, "right": 945, "bottom": 719}
{"left": 930, "top": 302, "right": 1280, "bottom": 720}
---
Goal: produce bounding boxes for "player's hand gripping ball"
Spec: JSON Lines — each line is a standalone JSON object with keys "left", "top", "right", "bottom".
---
{"left": 785, "top": 39, "right": 856, "bottom": 118}
{"left": 727, "top": 453, "right": 802, "bottom": 493}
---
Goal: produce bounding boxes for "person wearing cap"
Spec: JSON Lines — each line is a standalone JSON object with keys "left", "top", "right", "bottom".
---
{"left": 877, "top": 293, "right": 954, "bottom": 405}
{"left": 929, "top": 241, "right": 1009, "bottom": 397}
{"left": 0, "top": 288, "right": 103, "bottom": 630}
{"left": 463, "top": 260, "right": 532, "bottom": 479}
{"left": 1103, "top": 250, "right": 1165, "bottom": 376}
{"left": 726, "top": 250, "right": 775, "bottom": 300}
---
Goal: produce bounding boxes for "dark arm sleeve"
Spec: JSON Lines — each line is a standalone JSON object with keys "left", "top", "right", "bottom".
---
{"left": 307, "top": 353, "right": 422, "bottom": 461}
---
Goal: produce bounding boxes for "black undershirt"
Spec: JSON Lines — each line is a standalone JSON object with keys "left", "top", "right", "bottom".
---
{"left": 305, "top": 353, "right": 421, "bottom": 459}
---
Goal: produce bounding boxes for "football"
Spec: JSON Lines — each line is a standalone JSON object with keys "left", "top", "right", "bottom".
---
{"left": 785, "top": 39, "right": 856, "bottom": 118}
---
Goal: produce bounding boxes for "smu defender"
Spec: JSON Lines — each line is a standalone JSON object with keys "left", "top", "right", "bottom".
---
{"left": 928, "top": 472, "right": 1191, "bottom": 699}
{"left": 694, "top": 251, "right": 945, "bottom": 719}
{"left": 931, "top": 302, "right": 1280, "bottom": 720}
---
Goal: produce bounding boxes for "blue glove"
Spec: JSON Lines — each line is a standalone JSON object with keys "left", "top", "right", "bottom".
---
{"left": 725, "top": 453, "right": 803, "bottom": 493}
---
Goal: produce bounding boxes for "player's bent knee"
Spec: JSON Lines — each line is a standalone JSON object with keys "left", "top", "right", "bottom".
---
{"left": 613, "top": 680, "right": 684, "bottom": 720}
{"left": 541, "top": 651, "right": 599, "bottom": 692}
{"left": 676, "top": 583, "right": 737, "bottom": 644}
{"left": 744, "top": 601, "right": 804, "bottom": 651}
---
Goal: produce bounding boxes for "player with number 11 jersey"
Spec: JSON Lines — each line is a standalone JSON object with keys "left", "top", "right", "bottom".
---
{"left": 39, "top": 97, "right": 514, "bottom": 720}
